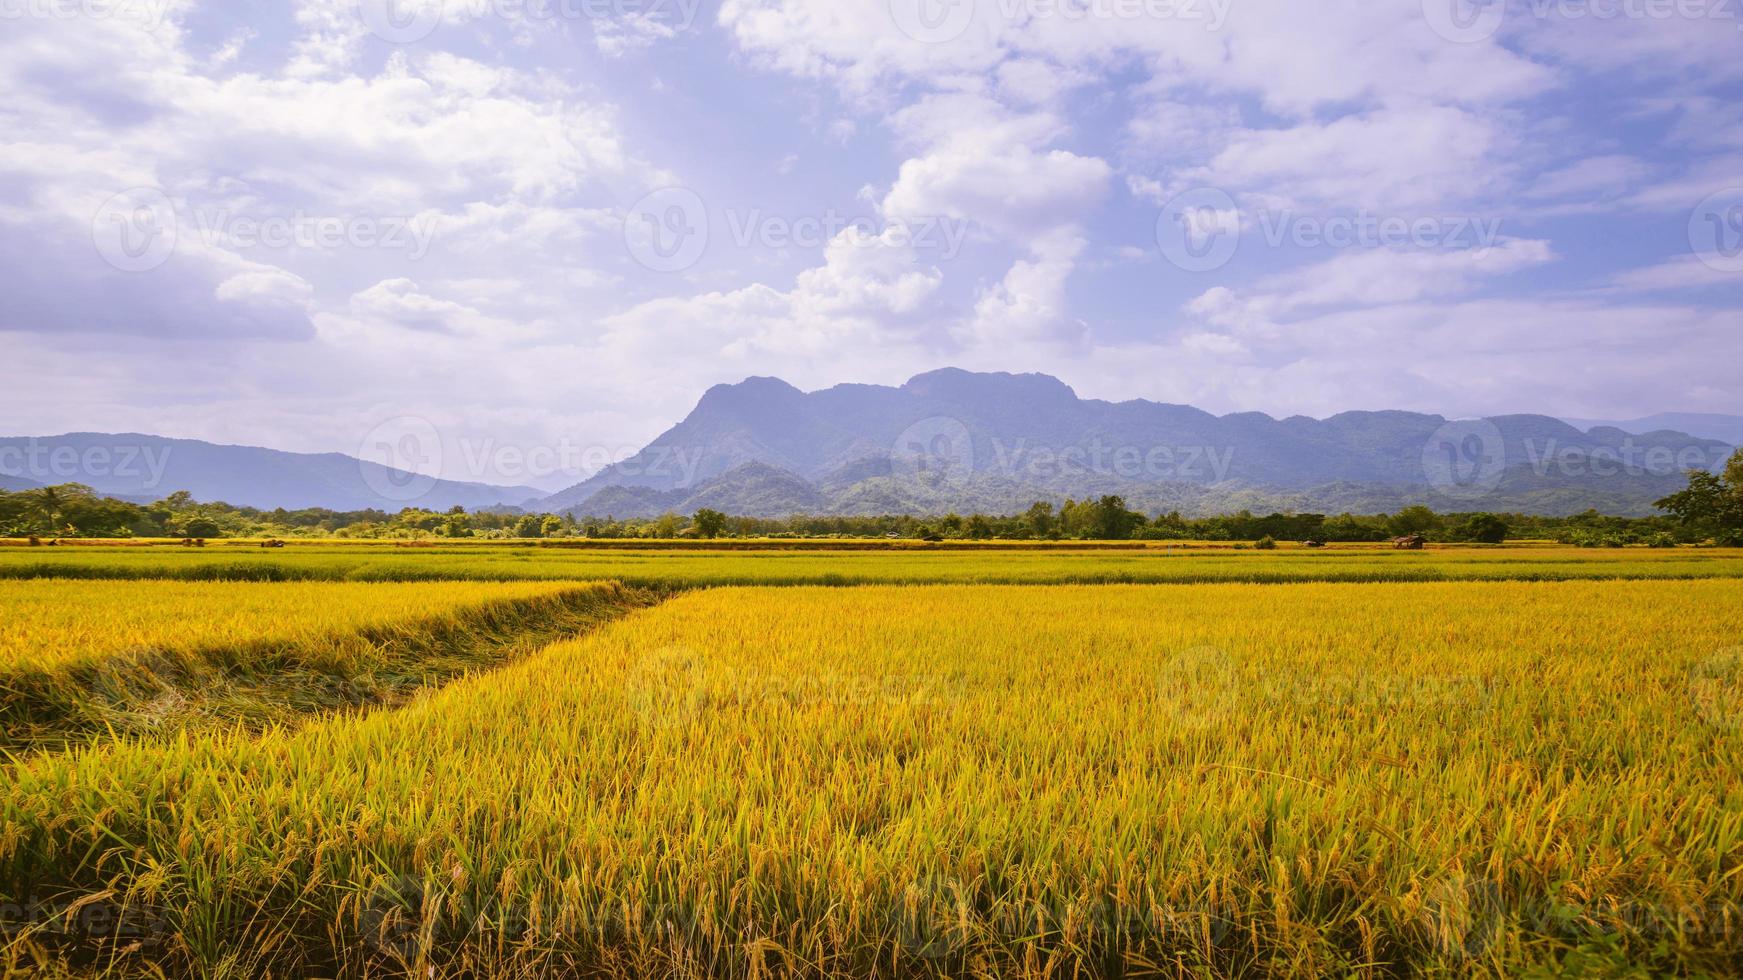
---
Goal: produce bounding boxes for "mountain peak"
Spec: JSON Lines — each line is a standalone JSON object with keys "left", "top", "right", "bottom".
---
{"left": 689, "top": 376, "right": 807, "bottom": 420}
{"left": 700, "top": 376, "right": 804, "bottom": 400}
{"left": 902, "top": 368, "right": 1078, "bottom": 403}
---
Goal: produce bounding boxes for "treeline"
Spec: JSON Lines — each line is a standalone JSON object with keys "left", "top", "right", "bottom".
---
{"left": 0, "top": 484, "right": 1724, "bottom": 546}
{"left": 615, "top": 502, "right": 1687, "bottom": 546}
{"left": 0, "top": 486, "right": 558, "bottom": 540}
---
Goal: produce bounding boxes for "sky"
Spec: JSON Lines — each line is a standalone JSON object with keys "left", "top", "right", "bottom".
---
{"left": 1, "top": 0, "right": 1740, "bottom": 490}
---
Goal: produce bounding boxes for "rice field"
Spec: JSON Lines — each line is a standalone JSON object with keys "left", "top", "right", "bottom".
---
{"left": 3, "top": 542, "right": 1742, "bottom": 586}
{"left": 0, "top": 580, "right": 656, "bottom": 751}
{"left": 4, "top": 579, "right": 1740, "bottom": 977}
{"left": 0, "top": 580, "right": 601, "bottom": 676}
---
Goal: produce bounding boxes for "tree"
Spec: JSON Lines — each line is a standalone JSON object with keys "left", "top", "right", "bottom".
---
{"left": 1089, "top": 495, "right": 1144, "bottom": 540}
{"left": 1459, "top": 513, "right": 1509, "bottom": 544}
{"left": 693, "top": 508, "right": 727, "bottom": 539}
{"left": 1022, "top": 502, "right": 1057, "bottom": 540}
{"left": 1388, "top": 505, "right": 1441, "bottom": 538}
{"left": 964, "top": 513, "right": 993, "bottom": 539}
{"left": 159, "top": 490, "right": 195, "bottom": 511}
{"left": 540, "top": 515, "right": 565, "bottom": 538}
{"left": 1656, "top": 449, "right": 1743, "bottom": 545}
{"left": 513, "top": 515, "right": 543, "bottom": 538}
{"left": 22, "top": 484, "right": 89, "bottom": 534}
{"left": 182, "top": 517, "right": 222, "bottom": 539}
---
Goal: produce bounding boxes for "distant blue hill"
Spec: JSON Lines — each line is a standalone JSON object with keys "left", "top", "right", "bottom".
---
{"left": 1560, "top": 413, "right": 1743, "bottom": 449}
{"left": 0, "top": 433, "right": 540, "bottom": 512}
{"left": 0, "top": 473, "right": 43, "bottom": 493}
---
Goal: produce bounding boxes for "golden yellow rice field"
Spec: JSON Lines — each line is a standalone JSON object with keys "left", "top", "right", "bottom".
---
{"left": 5, "top": 580, "right": 1740, "bottom": 977}
{"left": 0, "top": 579, "right": 597, "bottom": 675}
{"left": 0, "top": 580, "right": 653, "bottom": 752}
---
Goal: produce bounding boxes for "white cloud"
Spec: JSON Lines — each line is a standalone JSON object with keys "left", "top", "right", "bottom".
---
{"left": 960, "top": 229, "right": 1090, "bottom": 348}
{"left": 1187, "top": 106, "right": 1512, "bottom": 212}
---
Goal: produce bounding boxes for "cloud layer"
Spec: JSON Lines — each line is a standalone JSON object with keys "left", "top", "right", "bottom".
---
{"left": 1, "top": 0, "right": 1738, "bottom": 488}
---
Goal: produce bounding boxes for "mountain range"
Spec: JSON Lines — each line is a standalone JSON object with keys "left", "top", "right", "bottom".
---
{"left": 542, "top": 370, "right": 1737, "bottom": 519}
{"left": 5, "top": 370, "right": 1737, "bottom": 518}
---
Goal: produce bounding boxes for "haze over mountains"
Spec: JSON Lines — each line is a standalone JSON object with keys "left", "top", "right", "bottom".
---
{"left": 4, "top": 371, "right": 1736, "bottom": 518}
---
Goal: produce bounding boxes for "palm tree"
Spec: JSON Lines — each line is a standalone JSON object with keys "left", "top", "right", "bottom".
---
{"left": 23, "top": 484, "right": 91, "bottom": 536}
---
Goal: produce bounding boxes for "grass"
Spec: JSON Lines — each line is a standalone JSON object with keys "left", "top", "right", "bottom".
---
{"left": 0, "top": 580, "right": 661, "bottom": 752}
{"left": 2, "top": 544, "right": 1742, "bottom": 586}
{"left": 4, "top": 580, "right": 1740, "bottom": 977}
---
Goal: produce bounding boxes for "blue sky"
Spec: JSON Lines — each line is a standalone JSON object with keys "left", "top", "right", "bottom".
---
{"left": 1, "top": 0, "right": 1739, "bottom": 489}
